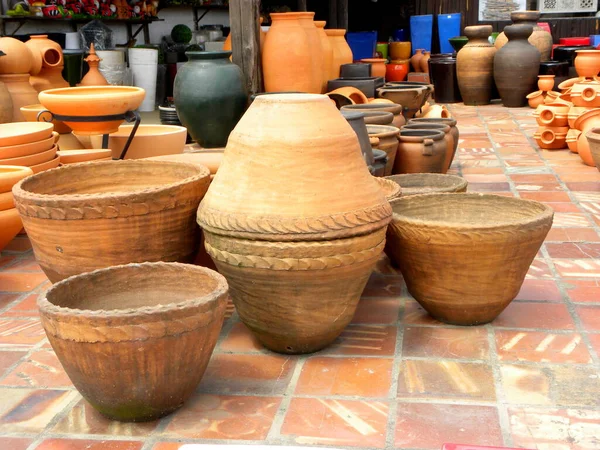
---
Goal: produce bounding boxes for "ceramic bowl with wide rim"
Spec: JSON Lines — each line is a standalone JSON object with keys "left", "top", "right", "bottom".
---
{"left": 0, "top": 122, "right": 54, "bottom": 147}
{"left": 0, "top": 133, "right": 57, "bottom": 160}
{"left": 0, "top": 166, "right": 34, "bottom": 193}
{"left": 0, "top": 145, "right": 57, "bottom": 167}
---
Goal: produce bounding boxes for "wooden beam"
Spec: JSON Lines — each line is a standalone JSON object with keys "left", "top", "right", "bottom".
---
{"left": 229, "top": 0, "right": 262, "bottom": 95}
{"left": 328, "top": 0, "right": 338, "bottom": 28}
{"left": 338, "top": 0, "right": 348, "bottom": 30}
{"left": 297, "top": 0, "right": 308, "bottom": 11}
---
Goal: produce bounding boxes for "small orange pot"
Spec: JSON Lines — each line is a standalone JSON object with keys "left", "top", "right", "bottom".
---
{"left": 360, "top": 58, "right": 387, "bottom": 78}
{"left": 327, "top": 86, "right": 369, "bottom": 107}
{"left": 534, "top": 103, "right": 569, "bottom": 127}
{"left": 574, "top": 50, "right": 600, "bottom": 78}
{"left": 533, "top": 126, "right": 568, "bottom": 150}
{"left": 537, "top": 75, "right": 555, "bottom": 92}
{"left": 385, "top": 60, "right": 409, "bottom": 82}
{"left": 527, "top": 90, "right": 545, "bottom": 108}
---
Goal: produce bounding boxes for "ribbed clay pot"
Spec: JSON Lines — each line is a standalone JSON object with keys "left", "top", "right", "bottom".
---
{"left": 535, "top": 103, "right": 569, "bottom": 127}
{"left": 341, "top": 103, "right": 406, "bottom": 128}
{"left": 403, "top": 122, "right": 453, "bottom": 173}
{"left": 574, "top": 50, "right": 600, "bottom": 78}
{"left": 39, "top": 262, "right": 228, "bottom": 422}
{"left": 494, "top": 11, "right": 553, "bottom": 61}
{"left": 360, "top": 110, "right": 394, "bottom": 125}
{"left": 457, "top": 25, "right": 496, "bottom": 105}
{"left": 25, "top": 35, "right": 68, "bottom": 92}
{"left": 197, "top": 93, "right": 392, "bottom": 354}
{"left": 326, "top": 29, "right": 353, "bottom": 80}
{"left": 408, "top": 117, "right": 459, "bottom": 171}
{"left": 570, "top": 80, "right": 600, "bottom": 108}
{"left": 12, "top": 160, "right": 211, "bottom": 282}
{"left": 174, "top": 51, "right": 247, "bottom": 148}
{"left": 533, "top": 126, "right": 568, "bottom": 150}
{"left": 366, "top": 124, "right": 400, "bottom": 176}
{"left": 314, "top": 21, "right": 334, "bottom": 92}
{"left": 0, "top": 74, "right": 39, "bottom": 122}
{"left": 384, "top": 173, "right": 467, "bottom": 197}
{"left": 494, "top": 25, "right": 541, "bottom": 108}
{"left": 386, "top": 193, "right": 553, "bottom": 325}
{"left": 585, "top": 128, "right": 600, "bottom": 170}
{"left": 393, "top": 129, "right": 447, "bottom": 174}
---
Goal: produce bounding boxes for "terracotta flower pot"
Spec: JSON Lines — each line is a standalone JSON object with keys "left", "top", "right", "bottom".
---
{"left": 387, "top": 193, "right": 553, "bottom": 325}
{"left": 411, "top": 49, "right": 424, "bottom": 72}
{"left": 384, "top": 173, "right": 467, "bottom": 196}
{"left": 360, "top": 58, "right": 387, "bottom": 79}
{"left": 385, "top": 60, "right": 409, "bottom": 82}
{"left": 315, "top": 21, "right": 334, "bottom": 92}
{"left": 574, "top": 50, "right": 600, "bottom": 78}
{"left": 407, "top": 117, "right": 459, "bottom": 169}
{"left": 402, "top": 122, "right": 453, "bottom": 172}
{"left": 566, "top": 128, "right": 581, "bottom": 153}
{"left": 393, "top": 129, "right": 447, "bottom": 174}
{"left": 570, "top": 81, "right": 600, "bottom": 108}
{"left": 366, "top": 124, "right": 400, "bottom": 176}
{"left": 494, "top": 11, "right": 553, "bottom": 61}
{"left": 12, "top": 160, "right": 211, "bottom": 282}
{"left": 0, "top": 37, "right": 35, "bottom": 74}
{"left": 527, "top": 90, "right": 545, "bottom": 108}
{"left": 457, "top": 25, "right": 496, "bottom": 105}
{"left": 585, "top": 128, "right": 600, "bottom": 170}
{"left": 533, "top": 126, "right": 568, "bottom": 150}
{"left": 38, "top": 261, "right": 228, "bottom": 421}
{"left": 419, "top": 51, "right": 431, "bottom": 73}
{"left": 326, "top": 86, "right": 368, "bottom": 107}
{"left": 25, "top": 35, "right": 68, "bottom": 92}
{"left": 376, "top": 85, "right": 428, "bottom": 118}
{"left": 341, "top": 103, "right": 406, "bottom": 128}
{"left": 534, "top": 103, "right": 570, "bottom": 127}
{"left": 389, "top": 42, "right": 411, "bottom": 60}
{"left": 325, "top": 29, "right": 353, "bottom": 80}
{"left": 417, "top": 104, "right": 451, "bottom": 119}
{"left": 538, "top": 75, "right": 555, "bottom": 92}
{"left": 197, "top": 93, "right": 392, "bottom": 354}
{"left": 0, "top": 74, "right": 40, "bottom": 122}
{"left": 573, "top": 111, "right": 600, "bottom": 166}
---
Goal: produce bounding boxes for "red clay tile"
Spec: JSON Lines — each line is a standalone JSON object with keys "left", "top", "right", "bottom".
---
{"left": 402, "top": 300, "right": 445, "bottom": 326}
{"left": 394, "top": 403, "right": 503, "bottom": 449}
{"left": 296, "top": 357, "right": 393, "bottom": 397}
{"left": 281, "top": 398, "right": 388, "bottom": 448}
{"left": 3, "top": 257, "right": 42, "bottom": 272}
{"left": 552, "top": 213, "right": 593, "bottom": 228}
{"left": 0, "top": 292, "right": 18, "bottom": 309}
{"left": 544, "top": 202, "right": 582, "bottom": 212}
{"left": 164, "top": 394, "right": 280, "bottom": 440}
{"left": 500, "top": 364, "right": 552, "bottom": 405}
{"left": 0, "top": 350, "right": 26, "bottom": 376}
{"left": 510, "top": 174, "right": 559, "bottom": 183}
{"left": 559, "top": 172, "right": 600, "bottom": 182}
{"left": 546, "top": 227, "right": 600, "bottom": 242}
{"left": 564, "top": 279, "right": 600, "bottom": 303}
{"left": 2, "top": 293, "right": 40, "bottom": 317}
{"left": 323, "top": 324, "right": 397, "bottom": 356}
{"left": 565, "top": 182, "right": 600, "bottom": 191}
{"left": 515, "top": 279, "right": 562, "bottom": 302}
{"left": 467, "top": 182, "right": 511, "bottom": 192}
{"left": 576, "top": 305, "right": 600, "bottom": 331}
{"left": 35, "top": 439, "right": 143, "bottom": 450}
{"left": 151, "top": 444, "right": 181, "bottom": 450}
{"left": 461, "top": 167, "right": 505, "bottom": 174}
{"left": 509, "top": 407, "right": 600, "bottom": 450}
{"left": 198, "top": 354, "right": 295, "bottom": 395}
{"left": 553, "top": 259, "right": 600, "bottom": 278}
{"left": 462, "top": 174, "right": 508, "bottom": 183}
{"left": 0, "top": 319, "right": 47, "bottom": 347}
{"left": 0, "top": 272, "right": 48, "bottom": 292}
{"left": 218, "top": 322, "right": 262, "bottom": 353}
{"left": 526, "top": 258, "right": 553, "bottom": 279}
{"left": 402, "top": 326, "right": 489, "bottom": 359}
{"left": 362, "top": 273, "right": 403, "bottom": 296}
{"left": 0, "top": 254, "right": 16, "bottom": 269}
{"left": 0, "top": 349, "right": 72, "bottom": 388}
{"left": 519, "top": 191, "right": 572, "bottom": 202}
{"left": 493, "top": 302, "right": 575, "bottom": 330}
{"left": 0, "top": 437, "right": 32, "bottom": 450}
{"left": 397, "top": 360, "right": 496, "bottom": 401}
{"left": 588, "top": 333, "right": 600, "bottom": 356}
{"left": 546, "top": 243, "right": 600, "bottom": 258}
{"left": 495, "top": 330, "right": 591, "bottom": 363}
{"left": 352, "top": 297, "right": 400, "bottom": 324}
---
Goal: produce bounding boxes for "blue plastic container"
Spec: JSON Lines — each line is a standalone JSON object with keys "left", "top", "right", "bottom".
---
{"left": 410, "top": 15, "right": 433, "bottom": 54}
{"left": 393, "top": 29, "right": 406, "bottom": 42}
{"left": 590, "top": 34, "right": 600, "bottom": 47}
{"left": 438, "top": 13, "right": 461, "bottom": 54}
{"left": 346, "top": 31, "right": 377, "bottom": 61}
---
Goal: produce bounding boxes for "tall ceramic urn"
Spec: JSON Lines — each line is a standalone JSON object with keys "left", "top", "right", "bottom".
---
{"left": 197, "top": 93, "right": 392, "bottom": 354}
{"left": 494, "top": 11, "right": 553, "bottom": 61}
{"left": 457, "top": 25, "right": 496, "bottom": 105}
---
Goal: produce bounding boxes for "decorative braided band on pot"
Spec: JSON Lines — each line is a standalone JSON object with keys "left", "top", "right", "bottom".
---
{"left": 38, "top": 262, "right": 228, "bottom": 422}
{"left": 12, "top": 160, "right": 211, "bottom": 282}
{"left": 386, "top": 193, "right": 553, "bottom": 325}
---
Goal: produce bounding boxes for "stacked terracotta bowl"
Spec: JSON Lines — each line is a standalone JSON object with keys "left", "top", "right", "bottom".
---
{"left": 0, "top": 122, "right": 59, "bottom": 173}
{"left": 58, "top": 149, "right": 112, "bottom": 165}
{"left": 0, "top": 165, "right": 33, "bottom": 251}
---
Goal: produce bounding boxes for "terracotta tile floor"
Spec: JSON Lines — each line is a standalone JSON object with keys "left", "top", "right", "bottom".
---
{"left": 1, "top": 103, "right": 600, "bottom": 450}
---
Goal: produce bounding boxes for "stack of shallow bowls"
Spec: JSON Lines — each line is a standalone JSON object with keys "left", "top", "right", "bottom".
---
{"left": 0, "top": 123, "right": 59, "bottom": 174}
{"left": 57, "top": 149, "right": 112, "bottom": 165}
{"left": 159, "top": 105, "right": 182, "bottom": 126}
{"left": 0, "top": 165, "right": 33, "bottom": 251}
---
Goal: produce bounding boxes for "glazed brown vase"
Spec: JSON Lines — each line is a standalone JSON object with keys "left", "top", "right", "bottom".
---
{"left": 494, "top": 25, "right": 541, "bottom": 108}
{"left": 393, "top": 129, "right": 447, "bottom": 174}
{"left": 494, "top": 11, "right": 553, "bottom": 61}
{"left": 408, "top": 117, "right": 459, "bottom": 171}
{"left": 457, "top": 25, "right": 496, "bottom": 105}
{"left": 197, "top": 93, "right": 392, "bottom": 354}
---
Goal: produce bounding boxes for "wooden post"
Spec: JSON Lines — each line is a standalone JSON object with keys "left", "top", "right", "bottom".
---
{"left": 229, "top": 0, "right": 262, "bottom": 95}
{"left": 328, "top": 0, "right": 338, "bottom": 28}
{"left": 297, "top": 0, "right": 307, "bottom": 11}
{"left": 337, "top": 0, "right": 348, "bottom": 30}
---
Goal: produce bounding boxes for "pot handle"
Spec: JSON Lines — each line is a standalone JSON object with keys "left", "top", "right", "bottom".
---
{"left": 422, "top": 138, "right": 434, "bottom": 156}
{"left": 582, "top": 86, "right": 598, "bottom": 102}
{"left": 369, "top": 136, "right": 380, "bottom": 147}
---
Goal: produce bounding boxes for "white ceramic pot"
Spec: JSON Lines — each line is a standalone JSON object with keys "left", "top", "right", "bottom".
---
{"left": 128, "top": 48, "right": 158, "bottom": 112}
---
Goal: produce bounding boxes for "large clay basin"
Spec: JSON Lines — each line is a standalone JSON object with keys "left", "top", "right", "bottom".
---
{"left": 38, "top": 261, "right": 228, "bottom": 422}
{"left": 584, "top": 128, "right": 600, "bottom": 171}
{"left": 376, "top": 85, "right": 428, "bottom": 118}
{"left": 38, "top": 86, "right": 145, "bottom": 135}
{"left": 386, "top": 193, "right": 553, "bottom": 325}
{"left": 12, "top": 160, "right": 210, "bottom": 282}
{"left": 20, "top": 104, "right": 71, "bottom": 134}
{"left": 384, "top": 173, "right": 467, "bottom": 196}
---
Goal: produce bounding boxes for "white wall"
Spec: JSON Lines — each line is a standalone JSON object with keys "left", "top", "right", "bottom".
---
{"left": 1, "top": 4, "right": 229, "bottom": 45}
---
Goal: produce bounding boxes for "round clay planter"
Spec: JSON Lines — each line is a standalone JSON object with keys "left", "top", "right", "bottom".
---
{"left": 494, "top": 11, "right": 553, "bottom": 61}
{"left": 0, "top": 208, "right": 22, "bottom": 251}
{"left": 386, "top": 193, "right": 554, "bottom": 325}
{"left": 533, "top": 126, "right": 568, "bottom": 150}
{"left": 12, "top": 160, "right": 211, "bottom": 282}
{"left": 402, "top": 122, "right": 453, "bottom": 173}
{"left": 573, "top": 108, "right": 600, "bottom": 165}
{"left": 327, "top": 86, "right": 368, "bottom": 108}
{"left": 366, "top": 124, "right": 400, "bottom": 176}
{"left": 25, "top": 35, "right": 68, "bottom": 92}
{"left": 0, "top": 37, "right": 34, "bottom": 74}
{"left": 174, "top": 51, "right": 247, "bottom": 148}
{"left": 393, "top": 129, "right": 446, "bottom": 174}
{"left": 408, "top": 117, "right": 459, "bottom": 170}
{"left": 585, "top": 128, "right": 600, "bottom": 170}
{"left": 574, "top": 50, "right": 600, "bottom": 78}
{"left": 457, "top": 25, "right": 496, "bottom": 105}
{"left": 538, "top": 75, "right": 555, "bottom": 91}
{"left": 326, "top": 30, "right": 353, "bottom": 79}
{"left": 527, "top": 90, "right": 545, "bottom": 108}
{"left": 384, "top": 173, "right": 467, "bottom": 196}
{"left": 360, "top": 110, "right": 394, "bottom": 125}
{"left": 535, "top": 103, "right": 570, "bottom": 127}
{"left": 494, "top": 25, "right": 541, "bottom": 108}
{"left": 376, "top": 85, "right": 428, "bottom": 118}
{"left": 197, "top": 93, "right": 392, "bottom": 354}
{"left": 20, "top": 104, "right": 71, "bottom": 134}
{"left": 341, "top": 103, "right": 406, "bottom": 128}
{"left": 38, "top": 261, "right": 228, "bottom": 422}
{"left": 390, "top": 41, "right": 411, "bottom": 60}
{"left": 570, "top": 81, "right": 600, "bottom": 108}
{"left": 360, "top": 58, "right": 386, "bottom": 79}
{"left": 38, "top": 86, "right": 145, "bottom": 135}
{"left": 566, "top": 128, "right": 581, "bottom": 153}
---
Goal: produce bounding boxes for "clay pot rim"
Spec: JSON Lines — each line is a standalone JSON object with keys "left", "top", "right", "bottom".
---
{"left": 12, "top": 160, "right": 210, "bottom": 206}
{"left": 403, "top": 123, "right": 451, "bottom": 132}
{"left": 390, "top": 192, "right": 554, "bottom": 231}
{"left": 38, "top": 261, "right": 228, "bottom": 319}
{"left": 408, "top": 117, "right": 457, "bottom": 127}
{"left": 538, "top": 75, "right": 556, "bottom": 79}
{"left": 360, "top": 58, "right": 387, "bottom": 63}
{"left": 399, "top": 129, "right": 445, "bottom": 141}
{"left": 386, "top": 173, "right": 467, "bottom": 194}
{"left": 526, "top": 90, "right": 544, "bottom": 99}
{"left": 0, "top": 165, "right": 34, "bottom": 193}
{"left": 575, "top": 49, "right": 600, "bottom": 54}
{"left": 40, "top": 85, "right": 145, "bottom": 101}
{"left": 388, "top": 59, "right": 409, "bottom": 64}
{"left": 111, "top": 124, "right": 188, "bottom": 138}
{"left": 374, "top": 177, "right": 401, "bottom": 201}
{"left": 254, "top": 93, "right": 326, "bottom": 105}
{"left": 366, "top": 124, "right": 400, "bottom": 137}
{"left": 270, "top": 11, "right": 315, "bottom": 19}
{"left": 585, "top": 127, "right": 600, "bottom": 144}
{"left": 314, "top": 20, "right": 326, "bottom": 27}
{"left": 341, "top": 103, "right": 403, "bottom": 114}
{"left": 511, "top": 10, "right": 541, "bottom": 21}
{"left": 324, "top": 29, "right": 346, "bottom": 36}
{"left": 574, "top": 108, "right": 600, "bottom": 129}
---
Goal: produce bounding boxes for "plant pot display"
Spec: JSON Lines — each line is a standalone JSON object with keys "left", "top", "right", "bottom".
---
{"left": 197, "top": 93, "right": 392, "bottom": 354}
{"left": 12, "top": 160, "right": 211, "bottom": 283}
{"left": 384, "top": 173, "right": 468, "bottom": 196}
{"left": 38, "top": 262, "right": 228, "bottom": 422}
{"left": 386, "top": 193, "right": 553, "bottom": 325}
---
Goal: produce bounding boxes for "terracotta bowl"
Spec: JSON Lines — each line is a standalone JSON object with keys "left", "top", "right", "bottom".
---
{"left": 375, "top": 177, "right": 401, "bottom": 201}
{"left": 12, "top": 160, "right": 211, "bottom": 282}
{"left": 20, "top": 104, "right": 72, "bottom": 134}
{"left": 0, "top": 165, "right": 34, "bottom": 192}
{"left": 29, "top": 155, "right": 61, "bottom": 174}
{"left": 0, "top": 145, "right": 57, "bottom": 167}
{"left": 0, "top": 208, "right": 23, "bottom": 251}
{"left": 58, "top": 149, "right": 112, "bottom": 164}
{"left": 0, "top": 133, "right": 57, "bottom": 160}
{"left": 0, "top": 122, "right": 54, "bottom": 147}
{"left": 38, "top": 261, "right": 228, "bottom": 422}
{"left": 38, "top": 86, "right": 146, "bottom": 135}
{"left": 386, "top": 193, "right": 553, "bottom": 325}
{"left": 385, "top": 173, "right": 468, "bottom": 196}
{"left": 144, "top": 150, "right": 222, "bottom": 175}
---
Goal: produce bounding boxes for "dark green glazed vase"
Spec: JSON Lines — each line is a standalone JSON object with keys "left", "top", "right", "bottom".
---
{"left": 174, "top": 51, "right": 247, "bottom": 148}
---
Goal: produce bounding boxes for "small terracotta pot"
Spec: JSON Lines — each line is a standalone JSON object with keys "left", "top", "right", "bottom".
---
{"left": 341, "top": 103, "right": 406, "bottom": 128}
{"left": 537, "top": 74, "right": 555, "bottom": 91}
{"left": 544, "top": 91, "right": 560, "bottom": 104}
{"left": 411, "top": 49, "right": 424, "bottom": 72}
{"left": 527, "top": 90, "right": 545, "bottom": 108}
{"left": 389, "top": 41, "right": 411, "bottom": 60}
{"left": 360, "top": 58, "right": 386, "bottom": 78}
{"left": 359, "top": 110, "right": 394, "bottom": 125}
{"left": 407, "top": 117, "right": 459, "bottom": 170}
{"left": 566, "top": 128, "right": 581, "bottom": 153}
{"left": 0, "top": 37, "right": 35, "bottom": 74}
{"left": 534, "top": 103, "right": 569, "bottom": 127}
{"left": 585, "top": 128, "right": 600, "bottom": 170}
{"left": 393, "top": 129, "right": 446, "bottom": 174}
{"left": 570, "top": 81, "right": 600, "bottom": 107}
{"left": 385, "top": 60, "right": 409, "bottom": 82}
{"left": 574, "top": 50, "right": 600, "bottom": 78}
{"left": 402, "top": 122, "right": 453, "bottom": 173}
{"left": 418, "top": 104, "right": 451, "bottom": 119}
{"left": 419, "top": 51, "right": 431, "bottom": 73}
{"left": 366, "top": 124, "right": 400, "bottom": 176}
{"left": 326, "top": 86, "right": 369, "bottom": 107}
{"left": 533, "top": 126, "right": 568, "bottom": 150}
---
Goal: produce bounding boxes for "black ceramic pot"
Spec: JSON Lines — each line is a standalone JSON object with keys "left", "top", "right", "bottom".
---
{"left": 340, "top": 63, "right": 371, "bottom": 78}
{"left": 429, "top": 58, "right": 462, "bottom": 103}
{"left": 341, "top": 110, "right": 375, "bottom": 166}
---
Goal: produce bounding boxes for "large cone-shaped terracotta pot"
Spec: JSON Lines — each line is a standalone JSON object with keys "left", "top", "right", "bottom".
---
{"left": 262, "top": 12, "right": 322, "bottom": 93}
{"left": 387, "top": 193, "right": 553, "bottom": 325}
{"left": 494, "top": 11, "right": 553, "bottom": 62}
{"left": 457, "top": 25, "right": 496, "bottom": 106}
{"left": 39, "top": 262, "right": 227, "bottom": 422}
{"left": 197, "top": 93, "right": 392, "bottom": 354}
{"left": 13, "top": 160, "right": 211, "bottom": 282}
